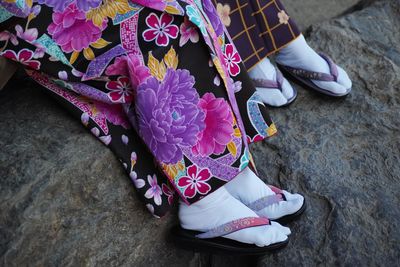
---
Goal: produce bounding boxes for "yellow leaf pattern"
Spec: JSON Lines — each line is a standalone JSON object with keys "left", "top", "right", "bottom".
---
{"left": 164, "top": 46, "right": 179, "bottom": 70}
{"left": 165, "top": 5, "right": 181, "bottom": 15}
{"left": 148, "top": 52, "right": 167, "bottom": 81}
{"left": 90, "top": 38, "right": 111, "bottom": 49}
{"left": 83, "top": 47, "right": 95, "bottom": 61}
{"left": 227, "top": 141, "right": 237, "bottom": 157}
{"left": 233, "top": 127, "right": 241, "bottom": 138}
{"left": 69, "top": 51, "right": 80, "bottom": 64}
{"left": 213, "top": 57, "right": 228, "bottom": 87}
{"left": 86, "top": 0, "right": 133, "bottom": 27}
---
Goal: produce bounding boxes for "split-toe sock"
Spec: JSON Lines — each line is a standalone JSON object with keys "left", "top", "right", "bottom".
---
{"left": 276, "top": 34, "right": 352, "bottom": 95}
{"left": 248, "top": 57, "right": 296, "bottom": 107}
{"left": 179, "top": 186, "right": 290, "bottom": 247}
{"left": 225, "top": 167, "right": 304, "bottom": 221}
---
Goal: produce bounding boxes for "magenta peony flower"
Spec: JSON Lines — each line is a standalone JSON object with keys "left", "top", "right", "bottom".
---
{"left": 136, "top": 68, "right": 205, "bottom": 164}
{"left": 192, "top": 92, "right": 234, "bottom": 157}
{"left": 95, "top": 101, "right": 131, "bottom": 129}
{"left": 47, "top": 3, "right": 107, "bottom": 53}
{"left": 106, "top": 54, "right": 150, "bottom": 89}
{"left": 126, "top": 54, "right": 151, "bottom": 88}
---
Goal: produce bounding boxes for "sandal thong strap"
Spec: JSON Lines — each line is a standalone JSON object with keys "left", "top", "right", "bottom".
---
{"left": 268, "top": 185, "right": 283, "bottom": 194}
{"left": 251, "top": 69, "right": 284, "bottom": 91}
{"left": 247, "top": 194, "right": 284, "bottom": 212}
{"left": 195, "top": 217, "right": 270, "bottom": 239}
{"left": 281, "top": 53, "right": 339, "bottom": 82}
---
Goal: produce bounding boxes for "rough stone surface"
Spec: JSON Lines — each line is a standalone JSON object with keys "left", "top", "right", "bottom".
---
{"left": 1, "top": 0, "right": 400, "bottom": 266}
{"left": 282, "top": 0, "right": 360, "bottom": 30}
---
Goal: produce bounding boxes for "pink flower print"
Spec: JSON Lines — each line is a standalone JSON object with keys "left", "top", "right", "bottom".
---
{"left": 223, "top": 43, "right": 241, "bottom": 77}
{"left": 178, "top": 165, "right": 212, "bottom": 199}
{"left": 142, "top": 12, "right": 179, "bottom": 46}
{"left": 0, "top": 31, "right": 18, "bottom": 46}
{"left": 179, "top": 17, "right": 199, "bottom": 47}
{"left": 192, "top": 93, "right": 234, "bottom": 157}
{"left": 162, "top": 183, "right": 175, "bottom": 205}
{"left": 15, "top": 25, "right": 38, "bottom": 43}
{"left": 144, "top": 174, "right": 163, "bottom": 206}
{"left": 105, "top": 56, "right": 128, "bottom": 76}
{"left": 1, "top": 49, "right": 40, "bottom": 70}
{"left": 47, "top": 3, "right": 107, "bottom": 53}
{"left": 105, "top": 76, "right": 133, "bottom": 103}
{"left": 126, "top": 54, "right": 151, "bottom": 88}
{"left": 106, "top": 55, "right": 150, "bottom": 89}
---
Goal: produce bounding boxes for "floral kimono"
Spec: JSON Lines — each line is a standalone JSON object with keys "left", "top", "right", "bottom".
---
{"left": 0, "top": 0, "right": 277, "bottom": 217}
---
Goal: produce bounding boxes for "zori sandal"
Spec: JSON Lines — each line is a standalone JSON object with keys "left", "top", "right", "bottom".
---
{"left": 246, "top": 185, "right": 306, "bottom": 225}
{"left": 170, "top": 217, "right": 288, "bottom": 255}
{"left": 277, "top": 53, "right": 351, "bottom": 97}
{"left": 251, "top": 68, "right": 298, "bottom": 107}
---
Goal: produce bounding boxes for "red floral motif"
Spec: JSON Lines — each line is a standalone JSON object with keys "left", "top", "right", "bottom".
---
{"left": 223, "top": 43, "right": 241, "bottom": 77}
{"left": 162, "top": 183, "right": 175, "bottom": 205}
{"left": 178, "top": 165, "right": 211, "bottom": 198}
{"left": 1, "top": 49, "right": 40, "bottom": 70}
{"left": 142, "top": 12, "right": 179, "bottom": 46}
{"left": 105, "top": 76, "right": 133, "bottom": 103}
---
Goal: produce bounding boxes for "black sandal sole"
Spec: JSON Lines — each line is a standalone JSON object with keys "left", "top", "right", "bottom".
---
{"left": 273, "top": 199, "right": 307, "bottom": 225}
{"left": 170, "top": 225, "right": 289, "bottom": 255}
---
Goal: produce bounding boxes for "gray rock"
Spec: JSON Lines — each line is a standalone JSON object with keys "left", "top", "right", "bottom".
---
{"left": 1, "top": 0, "right": 400, "bottom": 266}
{"left": 282, "top": 0, "right": 360, "bottom": 30}
{"left": 252, "top": 0, "right": 400, "bottom": 265}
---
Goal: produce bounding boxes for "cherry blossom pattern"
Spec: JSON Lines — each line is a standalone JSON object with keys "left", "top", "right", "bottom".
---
{"left": 162, "top": 183, "right": 175, "bottom": 205}
{"left": 1, "top": 49, "right": 40, "bottom": 70}
{"left": 223, "top": 43, "right": 241, "bottom": 77}
{"left": 216, "top": 3, "right": 231, "bottom": 27}
{"left": 142, "top": 12, "right": 179, "bottom": 47}
{"left": 179, "top": 17, "right": 199, "bottom": 47}
{"left": 144, "top": 174, "right": 163, "bottom": 205}
{"left": 178, "top": 165, "right": 212, "bottom": 199}
{"left": 278, "top": 10, "right": 290, "bottom": 24}
{"left": 105, "top": 76, "right": 133, "bottom": 103}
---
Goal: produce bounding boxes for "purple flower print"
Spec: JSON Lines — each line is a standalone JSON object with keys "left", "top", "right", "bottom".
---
{"left": 15, "top": 25, "right": 38, "bottom": 43}
{"left": 37, "top": 0, "right": 102, "bottom": 11}
{"left": 130, "top": 171, "right": 145, "bottom": 189}
{"left": 144, "top": 174, "right": 162, "bottom": 206}
{"left": 202, "top": 0, "right": 224, "bottom": 36}
{"left": 136, "top": 68, "right": 205, "bottom": 164}
{"left": 47, "top": 3, "right": 107, "bottom": 53}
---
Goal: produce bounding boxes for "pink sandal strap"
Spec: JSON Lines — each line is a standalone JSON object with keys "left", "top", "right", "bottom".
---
{"left": 195, "top": 217, "right": 270, "bottom": 239}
